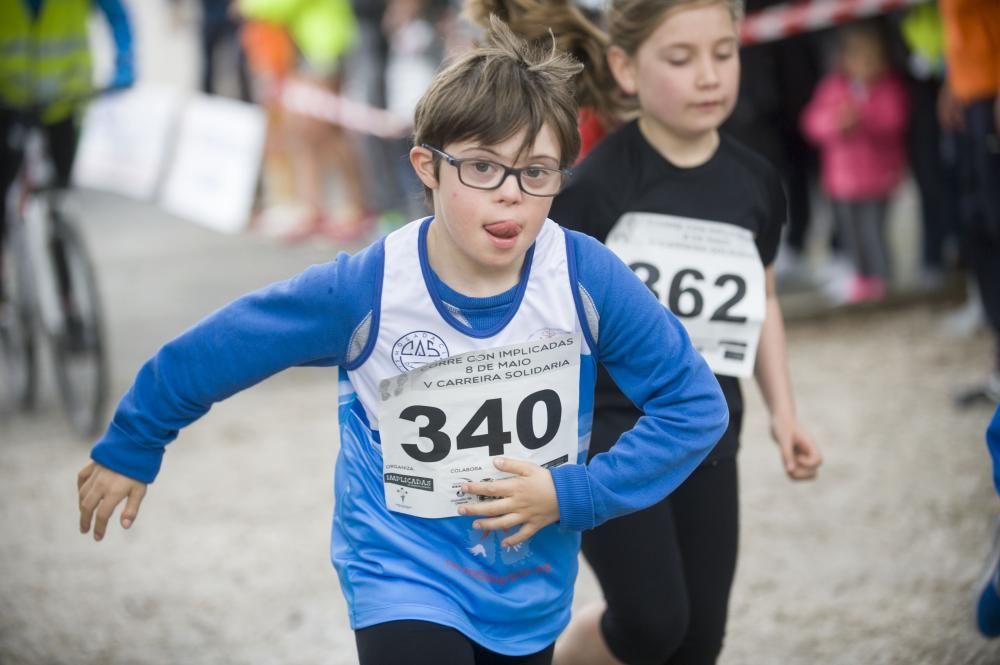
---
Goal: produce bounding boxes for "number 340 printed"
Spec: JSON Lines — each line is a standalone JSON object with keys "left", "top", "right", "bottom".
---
{"left": 398, "top": 390, "right": 562, "bottom": 463}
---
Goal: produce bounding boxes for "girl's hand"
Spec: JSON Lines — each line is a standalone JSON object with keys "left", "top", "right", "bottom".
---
{"left": 78, "top": 461, "right": 148, "bottom": 541}
{"left": 771, "top": 417, "right": 822, "bottom": 480}
{"left": 458, "top": 458, "right": 559, "bottom": 548}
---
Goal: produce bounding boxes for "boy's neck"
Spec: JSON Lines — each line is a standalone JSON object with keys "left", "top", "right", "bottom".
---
{"left": 426, "top": 223, "right": 525, "bottom": 298}
{"left": 637, "top": 117, "right": 720, "bottom": 168}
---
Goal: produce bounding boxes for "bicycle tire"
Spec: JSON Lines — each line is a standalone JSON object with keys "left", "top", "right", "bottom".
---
{"left": 0, "top": 221, "right": 38, "bottom": 412}
{"left": 46, "top": 211, "right": 108, "bottom": 439}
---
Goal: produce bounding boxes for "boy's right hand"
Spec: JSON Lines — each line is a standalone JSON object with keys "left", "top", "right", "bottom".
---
{"left": 77, "top": 462, "right": 147, "bottom": 542}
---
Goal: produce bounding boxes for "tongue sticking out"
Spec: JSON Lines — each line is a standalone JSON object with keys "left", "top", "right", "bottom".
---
{"left": 484, "top": 221, "right": 520, "bottom": 239}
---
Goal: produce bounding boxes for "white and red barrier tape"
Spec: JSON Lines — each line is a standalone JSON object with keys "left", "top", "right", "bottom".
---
{"left": 740, "top": 0, "right": 930, "bottom": 46}
{"left": 282, "top": 0, "right": 932, "bottom": 136}
{"left": 280, "top": 79, "right": 412, "bottom": 139}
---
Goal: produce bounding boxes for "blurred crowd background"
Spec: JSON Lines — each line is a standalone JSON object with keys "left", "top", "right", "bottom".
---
{"left": 142, "top": 0, "right": 998, "bottom": 402}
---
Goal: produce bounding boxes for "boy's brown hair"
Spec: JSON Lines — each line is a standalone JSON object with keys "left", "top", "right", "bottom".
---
{"left": 412, "top": 15, "right": 583, "bottom": 176}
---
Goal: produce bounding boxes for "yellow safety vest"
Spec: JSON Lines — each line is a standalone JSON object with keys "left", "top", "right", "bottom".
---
{"left": 0, "top": 0, "right": 93, "bottom": 123}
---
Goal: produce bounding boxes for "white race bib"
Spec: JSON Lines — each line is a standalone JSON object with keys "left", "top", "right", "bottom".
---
{"left": 378, "top": 334, "right": 581, "bottom": 518}
{"left": 606, "top": 213, "right": 766, "bottom": 378}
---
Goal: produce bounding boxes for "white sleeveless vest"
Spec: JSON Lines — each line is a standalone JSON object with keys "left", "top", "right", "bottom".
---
{"left": 347, "top": 217, "right": 592, "bottom": 428}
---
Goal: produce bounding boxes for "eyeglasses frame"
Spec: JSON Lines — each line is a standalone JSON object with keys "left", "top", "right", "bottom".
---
{"left": 420, "top": 144, "right": 569, "bottom": 198}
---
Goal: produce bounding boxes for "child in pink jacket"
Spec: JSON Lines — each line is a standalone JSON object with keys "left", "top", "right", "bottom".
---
{"left": 802, "top": 22, "right": 909, "bottom": 304}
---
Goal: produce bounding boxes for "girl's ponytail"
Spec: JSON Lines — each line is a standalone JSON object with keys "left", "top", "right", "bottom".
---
{"left": 464, "top": 0, "right": 635, "bottom": 125}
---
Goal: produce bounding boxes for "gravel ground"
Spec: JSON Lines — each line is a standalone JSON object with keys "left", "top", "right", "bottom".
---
{"left": 1, "top": 192, "right": 999, "bottom": 665}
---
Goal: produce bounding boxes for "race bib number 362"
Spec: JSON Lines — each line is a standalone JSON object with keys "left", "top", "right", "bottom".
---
{"left": 606, "top": 213, "right": 766, "bottom": 378}
{"left": 377, "top": 334, "right": 581, "bottom": 518}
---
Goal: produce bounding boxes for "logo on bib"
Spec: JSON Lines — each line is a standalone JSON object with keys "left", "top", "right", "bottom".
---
{"left": 392, "top": 331, "right": 449, "bottom": 372}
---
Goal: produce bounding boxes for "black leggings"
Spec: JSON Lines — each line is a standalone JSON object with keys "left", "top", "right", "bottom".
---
{"left": 582, "top": 414, "right": 739, "bottom": 665}
{"left": 355, "top": 620, "right": 555, "bottom": 665}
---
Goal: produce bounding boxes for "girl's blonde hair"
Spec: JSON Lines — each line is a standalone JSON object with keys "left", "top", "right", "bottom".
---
{"left": 465, "top": 0, "right": 744, "bottom": 124}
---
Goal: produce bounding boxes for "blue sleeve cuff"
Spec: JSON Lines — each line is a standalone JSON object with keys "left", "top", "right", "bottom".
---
{"left": 550, "top": 463, "right": 595, "bottom": 532}
{"left": 90, "top": 424, "right": 166, "bottom": 484}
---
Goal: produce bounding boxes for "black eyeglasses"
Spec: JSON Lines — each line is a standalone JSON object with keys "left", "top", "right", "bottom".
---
{"left": 422, "top": 144, "right": 568, "bottom": 197}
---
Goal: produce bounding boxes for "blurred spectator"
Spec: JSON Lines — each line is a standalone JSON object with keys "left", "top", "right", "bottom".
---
{"left": 239, "top": 0, "right": 373, "bottom": 242}
{"left": 169, "top": 0, "right": 252, "bottom": 101}
{"left": 801, "top": 22, "right": 908, "bottom": 305}
{"left": 202, "top": 0, "right": 253, "bottom": 101}
{"left": 345, "top": 0, "right": 402, "bottom": 219}
{"left": 381, "top": 0, "right": 444, "bottom": 220}
{"left": 938, "top": 0, "right": 1000, "bottom": 405}
{"left": 723, "top": 0, "right": 822, "bottom": 290}
{"left": 892, "top": 4, "right": 956, "bottom": 289}
{"left": 0, "top": 0, "right": 134, "bottom": 304}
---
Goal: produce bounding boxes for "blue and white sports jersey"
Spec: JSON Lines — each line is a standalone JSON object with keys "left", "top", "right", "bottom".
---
{"left": 334, "top": 218, "right": 596, "bottom": 653}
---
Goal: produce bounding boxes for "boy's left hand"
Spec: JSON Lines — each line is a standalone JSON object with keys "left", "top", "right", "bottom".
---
{"left": 458, "top": 458, "right": 559, "bottom": 548}
{"left": 771, "top": 417, "right": 822, "bottom": 480}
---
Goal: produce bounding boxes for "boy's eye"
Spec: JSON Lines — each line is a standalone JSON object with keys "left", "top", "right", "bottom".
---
{"left": 472, "top": 161, "right": 499, "bottom": 174}
{"left": 522, "top": 167, "right": 544, "bottom": 179}
{"left": 715, "top": 49, "right": 734, "bottom": 60}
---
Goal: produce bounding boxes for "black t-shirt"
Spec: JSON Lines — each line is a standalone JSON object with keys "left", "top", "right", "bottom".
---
{"left": 550, "top": 120, "right": 786, "bottom": 462}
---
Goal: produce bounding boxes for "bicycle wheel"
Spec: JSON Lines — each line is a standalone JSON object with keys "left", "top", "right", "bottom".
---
{"left": 46, "top": 210, "right": 108, "bottom": 438}
{"left": 0, "top": 220, "right": 38, "bottom": 412}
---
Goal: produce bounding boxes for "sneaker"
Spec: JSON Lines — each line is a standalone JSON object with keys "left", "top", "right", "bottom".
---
{"left": 817, "top": 255, "right": 857, "bottom": 305}
{"left": 320, "top": 211, "right": 377, "bottom": 245}
{"left": 279, "top": 211, "right": 328, "bottom": 244}
{"left": 844, "top": 276, "right": 887, "bottom": 305}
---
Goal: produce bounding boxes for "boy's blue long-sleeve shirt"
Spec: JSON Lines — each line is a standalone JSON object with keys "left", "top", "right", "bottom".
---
{"left": 92, "top": 227, "right": 728, "bottom": 533}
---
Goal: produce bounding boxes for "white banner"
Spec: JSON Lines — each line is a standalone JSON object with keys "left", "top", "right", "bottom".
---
{"left": 158, "top": 94, "right": 266, "bottom": 234}
{"left": 72, "top": 85, "right": 181, "bottom": 200}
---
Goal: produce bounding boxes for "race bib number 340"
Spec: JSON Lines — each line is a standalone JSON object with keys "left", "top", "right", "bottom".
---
{"left": 606, "top": 213, "right": 766, "bottom": 378}
{"left": 378, "top": 334, "right": 581, "bottom": 518}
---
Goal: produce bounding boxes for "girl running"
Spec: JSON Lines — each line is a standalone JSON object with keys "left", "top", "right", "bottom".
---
{"left": 468, "top": 1, "right": 824, "bottom": 662}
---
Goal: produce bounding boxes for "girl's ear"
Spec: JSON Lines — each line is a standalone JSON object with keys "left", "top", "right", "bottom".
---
{"left": 410, "top": 146, "right": 439, "bottom": 190}
{"left": 607, "top": 46, "right": 638, "bottom": 96}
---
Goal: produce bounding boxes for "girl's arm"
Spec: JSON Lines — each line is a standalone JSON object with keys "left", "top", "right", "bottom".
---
{"left": 753, "top": 266, "right": 822, "bottom": 480}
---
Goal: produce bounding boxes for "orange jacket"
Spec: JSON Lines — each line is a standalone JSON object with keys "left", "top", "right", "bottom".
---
{"left": 939, "top": 0, "right": 1000, "bottom": 102}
